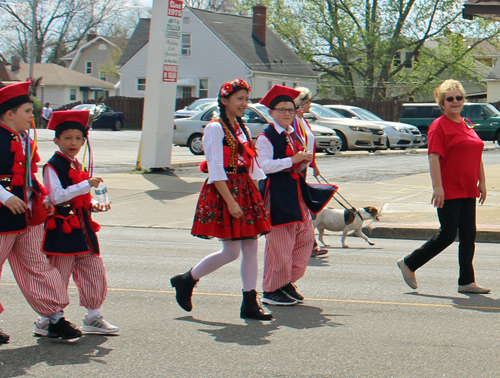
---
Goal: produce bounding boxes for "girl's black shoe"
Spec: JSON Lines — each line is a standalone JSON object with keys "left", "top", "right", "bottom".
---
{"left": 241, "top": 290, "right": 273, "bottom": 321}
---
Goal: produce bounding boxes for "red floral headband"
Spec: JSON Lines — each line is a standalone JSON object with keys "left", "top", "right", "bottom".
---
{"left": 219, "top": 79, "right": 251, "bottom": 98}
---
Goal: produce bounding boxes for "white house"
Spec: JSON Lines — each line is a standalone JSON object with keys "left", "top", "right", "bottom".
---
{"left": 10, "top": 63, "right": 116, "bottom": 108}
{"left": 117, "top": 5, "right": 318, "bottom": 99}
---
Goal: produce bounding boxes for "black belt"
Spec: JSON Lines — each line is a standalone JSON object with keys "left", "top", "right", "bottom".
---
{"left": 225, "top": 167, "right": 247, "bottom": 174}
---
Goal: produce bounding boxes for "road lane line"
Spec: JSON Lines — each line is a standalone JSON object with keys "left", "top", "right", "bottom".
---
{"left": 2, "top": 282, "right": 498, "bottom": 311}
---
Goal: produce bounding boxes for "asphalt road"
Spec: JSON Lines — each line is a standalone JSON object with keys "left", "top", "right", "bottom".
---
{"left": 2, "top": 228, "right": 500, "bottom": 377}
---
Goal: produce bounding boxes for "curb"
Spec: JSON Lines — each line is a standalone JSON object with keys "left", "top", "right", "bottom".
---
{"left": 168, "top": 145, "right": 500, "bottom": 169}
{"left": 364, "top": 224, "right": 500, "bottom": 243}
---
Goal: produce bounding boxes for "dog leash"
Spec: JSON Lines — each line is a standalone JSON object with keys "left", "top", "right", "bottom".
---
{"left": 316, "top": 174, "right": 357, "bottom": 212}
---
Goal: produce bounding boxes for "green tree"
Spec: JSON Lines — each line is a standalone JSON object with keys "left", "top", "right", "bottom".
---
{"left": 235, "top": 0, "right": 500, "bottom": 100}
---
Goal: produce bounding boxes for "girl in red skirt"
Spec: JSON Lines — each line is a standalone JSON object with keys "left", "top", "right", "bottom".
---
{"left": 171, "top": 79, "right": 272, "bottom": 320}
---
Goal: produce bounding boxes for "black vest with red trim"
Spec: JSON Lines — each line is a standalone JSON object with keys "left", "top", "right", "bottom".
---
{"left": 258, "top": 124, "right": 304, "bottom": 226}
{"left": 0, "top": 124, "right": 43, "bottom": 234}
{"left": 42, "top": 153, "right": 100, "bottom": 256}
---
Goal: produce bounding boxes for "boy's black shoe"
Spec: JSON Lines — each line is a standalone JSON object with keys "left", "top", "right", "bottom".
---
{"left": 0, "top": 329, "right": 10, "bottom": 343}
{"left": 48, "top": 318, "right": 82, "bottom": 340}
{"left": 280, "top": 283, "right": 304, "bottom": 302}
{"left": 262, "top": 289, "right": 297, "bottom": 306}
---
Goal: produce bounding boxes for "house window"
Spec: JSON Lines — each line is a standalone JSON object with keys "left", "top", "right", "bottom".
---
{"left": 282, "top": 82, "right": 286, "bottom": 86}
{"left": 183, "top": 16, "right": 190, "bottom": 24}
{"left": 137, "top": 78, "right": 146, "bottom": 91}
{"left": 181, "top": 34, "right": 191, "bottom": 56}
{"left": 86, "top": 61, "right": 92, "bottom": 74}
{"left": 100, "top": 71, "right": 106, "bottom": 81}
{"left": 404, "top": 52, "right": 412, "bottom": 68}
{"left": 70, "top": 89, "right": 76, "bottom": 101}
{"left": 268, "top": 81, "right": 273, "bottom": 90}
{"left": 98, "top": 44, "right": 108, "bottom": 50}
{"left": 181, "top": 86, "right": 192, "bottom": 98}
{"left": 292, "top": 82, "right": 298, "bottom": 88}
{"left": 199, "top": 79, "right": 208, "bottom": 98}
{"left": 393, "top": 52, "right": 401, "bottom": 66}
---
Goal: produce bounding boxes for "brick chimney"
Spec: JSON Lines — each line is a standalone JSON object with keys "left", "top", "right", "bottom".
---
{"left": 11, "top": 56, "right": 20, "bottom": 72}
{"left": 252, "top": 4, "right": 267, "bottom": 46}
{"left": 87, "top": 30, "right": 97, "bottom": 42}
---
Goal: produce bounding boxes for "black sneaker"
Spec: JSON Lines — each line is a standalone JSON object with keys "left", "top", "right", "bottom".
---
{"left": 262, "top": 289, "right": 297, "bottom": 306}
{"left": 48, "top": 318, "right": 82, "bottom": 340}
{"left": 280, "top": 283, "right": 304, "bottom": 302}
{"left": 0, "top": 329, "right": 9, "bottom": 344}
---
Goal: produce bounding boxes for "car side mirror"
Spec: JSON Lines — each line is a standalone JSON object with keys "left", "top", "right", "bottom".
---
{"left": 253, "top": 117, "right": 267, "bottom": 123}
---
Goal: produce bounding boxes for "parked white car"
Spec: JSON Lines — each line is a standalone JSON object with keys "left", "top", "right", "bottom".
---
{"left": 173, "top": 104, "right": 342, "bottom": 155}
{"left": 299, "top": 104, "right": 387, "bottom": 151}
{"left": 324, "top": 104, "right": 423, "bottom": 148}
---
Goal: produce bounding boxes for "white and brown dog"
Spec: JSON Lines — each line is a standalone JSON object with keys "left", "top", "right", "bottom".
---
{"left": 312, "top": 206, "right": 380, "bottom": 248}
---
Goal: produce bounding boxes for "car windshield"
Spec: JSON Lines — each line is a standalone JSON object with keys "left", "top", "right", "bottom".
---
{"left": 185, "top": 99, "right": 216, "bottom": 110}
{"left": 353, "top": 108, "right": 383, "bottom": 121}
{"left": 252, "top": 105, "right": 275, "bottom": 122}
{"left": 73, "top": 105, "right": 95, "bottom": 111}
{"left": 310, "top": 104, "right": 343, "bottom": 118}
{"left": 483, "top": 104, "right": 500, "bottom": 117}
{"left": 203, "top": 105, "right": 272, "bottom": 123}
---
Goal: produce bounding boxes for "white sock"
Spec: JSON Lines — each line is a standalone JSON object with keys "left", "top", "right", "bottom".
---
{"left": 40, "top": 316, "right": 50, "bottom": 323}
{"left": 50, "top": 310, "right": 63, "bottom": 324}
{"left": 87, "top": 309, "right": 100, "bottom": 319}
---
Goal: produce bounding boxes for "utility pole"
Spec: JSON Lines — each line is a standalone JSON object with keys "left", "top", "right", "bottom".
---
{"left": 28, "top": 0, "right": 37, "bottom": 86}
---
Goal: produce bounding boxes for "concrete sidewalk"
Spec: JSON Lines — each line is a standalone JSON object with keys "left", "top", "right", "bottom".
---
{"left": 88, "top": 144, "right": 500, "bottom": 244}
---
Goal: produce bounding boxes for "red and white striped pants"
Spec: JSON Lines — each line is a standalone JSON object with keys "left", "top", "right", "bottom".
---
{"left": 262, "top": 215, "right": 314, "bottom": 292}
{"left": 0, "top": 225, "right": 69, "bottom": 317}
{"left": 49, "top": 253, "right": 107, "bottom": 310}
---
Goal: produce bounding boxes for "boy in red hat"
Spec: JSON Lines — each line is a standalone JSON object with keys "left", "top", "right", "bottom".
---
{"left": 0, "top": 82, "right": 82, "bottom": 342}
{"left": 35, "top": 110, "right": 119, "bottom": 335}
{"left": 255, "top": 85, "right": 335, "bottom": 306}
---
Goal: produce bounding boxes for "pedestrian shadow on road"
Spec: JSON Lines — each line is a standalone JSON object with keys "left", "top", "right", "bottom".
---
{"left": 142, "top": 172, "right": 203, "bottom": 201}
{"left": 175, "top": 305, "right": 344, "bottom": 346}
{"left": 407, "top": 292, "right": 500, "bottom": 313}
{"left": 0, "top": 335, "right": 112, "bottom": 377}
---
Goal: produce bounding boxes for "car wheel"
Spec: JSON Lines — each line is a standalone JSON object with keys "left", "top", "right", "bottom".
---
{"left": 418, "top": 127, "right": 428, "bottom": 148}
{"left": 188, "top": 134, "right": 204, "bottom": 155}
{"left": 336, "top": 132, "right": 348, "bottom": 151}
{"left": 112, "top": 119, "right": 123, "bottom": 131}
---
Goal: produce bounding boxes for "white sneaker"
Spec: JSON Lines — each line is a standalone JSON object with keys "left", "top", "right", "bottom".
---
{"left": 33, "top": 317, "right": 50, "bottom": 337}
{"left": 81, "top": 315, "right": 120, "bottom": 334}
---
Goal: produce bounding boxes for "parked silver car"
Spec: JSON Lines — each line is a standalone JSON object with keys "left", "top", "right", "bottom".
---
{"left": 174, "top": 98, "right": 218, "bottom": 119}
{"left": 325, "top": 104, "right": 423, "bottom": 148}
{"left": 173, "top": 104, "right": 342, "bottom": 155}
{"left": 301, "top": 104, "right": 387, "bottom": 151}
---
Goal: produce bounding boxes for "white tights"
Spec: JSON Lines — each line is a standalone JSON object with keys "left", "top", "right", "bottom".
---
{"left": 190, "top": 239, "right": 259, "bottom": 291}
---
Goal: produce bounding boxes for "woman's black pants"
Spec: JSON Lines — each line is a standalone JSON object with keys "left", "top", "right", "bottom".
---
{"left": 404, "top": 198, "right": 476, "bottom": 286}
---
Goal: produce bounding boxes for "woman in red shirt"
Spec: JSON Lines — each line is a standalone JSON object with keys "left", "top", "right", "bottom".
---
{"left": 397, "top": 79, "right": 489, "bottom": 294}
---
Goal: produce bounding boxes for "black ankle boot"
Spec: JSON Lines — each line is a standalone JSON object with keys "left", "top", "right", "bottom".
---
{"left": 170, "top": 269, "right": 198, "bottom": 312}
{"left": 240, "top": 290, "right": 273, "bottom": 321}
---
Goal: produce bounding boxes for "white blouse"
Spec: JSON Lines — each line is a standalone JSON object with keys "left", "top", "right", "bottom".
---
{"left": 203, "top": 121, "right": 266, "bottom": 184}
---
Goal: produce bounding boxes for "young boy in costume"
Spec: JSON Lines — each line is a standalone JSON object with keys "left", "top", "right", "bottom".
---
{"left": 33, "top": 110, "right": 119, "bottom": 335}
{"left": 255, "top": 85, "right": 336, "bottom": 306}
{"left": 0, "top": 82, "right": 81, "bottom": 342}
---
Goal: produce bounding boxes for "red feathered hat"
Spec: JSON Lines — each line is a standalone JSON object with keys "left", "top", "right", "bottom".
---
{"left": 0, "top": 81, "right": 31, "bottom": 115}
{"left": 47, "top": 110, "right": 90, "bottom": 135}
{"left": 259, "top": 85, "right": 301, "bottom": 109}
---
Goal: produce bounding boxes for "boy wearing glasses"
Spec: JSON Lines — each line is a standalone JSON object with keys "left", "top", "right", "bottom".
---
{"left": 255, "top": 85, "right": 335, "bottom": 306}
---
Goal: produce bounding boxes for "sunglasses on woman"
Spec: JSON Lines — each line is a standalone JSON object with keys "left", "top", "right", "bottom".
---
{"left": 445, "top": 95, "right": 464, "bottom": 102}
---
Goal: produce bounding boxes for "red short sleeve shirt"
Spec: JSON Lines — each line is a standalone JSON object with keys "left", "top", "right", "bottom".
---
{"left": 427, "top": 115, "right": 483, "bottom": 200}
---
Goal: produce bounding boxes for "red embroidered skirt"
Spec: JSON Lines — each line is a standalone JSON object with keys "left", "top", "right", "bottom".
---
{"left": 191, "top": 173, "right": 271, "bottom": 240}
